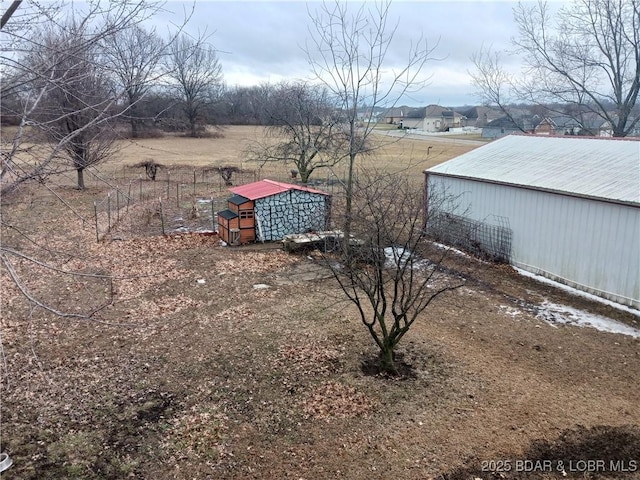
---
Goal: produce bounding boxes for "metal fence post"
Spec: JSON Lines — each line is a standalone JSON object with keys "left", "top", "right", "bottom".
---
{"left": 211, "top": 197, "right": 215, "bottom": 232}
{"left": 107, "top": 192, "right": 111, "bottom": 232}
{"left": 94, "top": 201, "right": 99, "bottom": 242}
{"left": 159, "top": 198, "right": 165, "bottom": 235}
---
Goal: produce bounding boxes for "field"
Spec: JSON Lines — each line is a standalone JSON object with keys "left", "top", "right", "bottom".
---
{"left": 1, "top": 126, "right": 639, "bottom": 479}
{"left": 93, "top": 126, "right": 481, "bottom": 191}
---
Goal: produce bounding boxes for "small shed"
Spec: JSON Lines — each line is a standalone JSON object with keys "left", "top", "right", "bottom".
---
{"left": 424, "top": 135, "right": 640, "bottom": 309}
{"left": 218, "top": 179, "right": 331, "bottom": 245}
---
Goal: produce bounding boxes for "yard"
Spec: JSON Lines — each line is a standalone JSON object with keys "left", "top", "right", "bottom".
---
{"left": 1, "top": 126, "right": 639, "bottom": 479}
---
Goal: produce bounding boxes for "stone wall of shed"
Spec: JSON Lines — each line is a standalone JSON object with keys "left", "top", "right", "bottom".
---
{"left": 255, "top": 190, "right": 329, "bottom": 241}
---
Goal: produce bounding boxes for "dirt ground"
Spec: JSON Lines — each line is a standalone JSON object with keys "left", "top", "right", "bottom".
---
{"left": 1, "top": 128, "right": 639, "bottom": 479}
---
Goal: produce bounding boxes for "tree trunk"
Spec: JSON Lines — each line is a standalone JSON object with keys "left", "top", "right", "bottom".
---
{"left": 76, "top": 167, "right": 85, "bottom": 189}
{"left": 300, "top": 168, "right": 311, "bottom": 183}
{"left": 129, "top": 101, "right": 139, "bottom": 138}
{"left": 379, "top": 344, "right": 397, "bottom": 375}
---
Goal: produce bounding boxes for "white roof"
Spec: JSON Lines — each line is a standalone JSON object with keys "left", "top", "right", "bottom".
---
{"left": 427, "top": 135, "right": 640, "bottom": 205}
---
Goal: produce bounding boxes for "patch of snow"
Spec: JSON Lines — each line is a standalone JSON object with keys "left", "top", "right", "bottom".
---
{"left": 515, "top": 268, "right": 640, "bottom": 317}
{"left": 536, "top": 300, "right": 640, "bottom": 338}
{"left": 383, "top": 246, "right": 430, "bottom": 269}
{"left": 499, "top": 305, "right": 522, "bottom": 318}
{"left": 432, "top": 242, "right": 470, "bottom": 258}
{"left": 253, "top": 284, "right": 271, "bottom": 290}
{"left": 196, "top": 278, "right": 206, "bottom": 284}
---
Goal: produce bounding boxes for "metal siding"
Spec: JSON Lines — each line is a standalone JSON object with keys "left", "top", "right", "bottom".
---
{"left": 428, "top": 175, "right": 640, "bottom": 308}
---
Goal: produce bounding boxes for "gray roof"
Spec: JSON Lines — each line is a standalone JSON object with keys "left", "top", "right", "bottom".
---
{"left": 426, "top": 135, "right": 640, "bottom": 205}
{"left": 228, "top": 194, "right": 251, "bottom": 206}
{"left": 218, "top": 209, "right": 238, "bottom": 220}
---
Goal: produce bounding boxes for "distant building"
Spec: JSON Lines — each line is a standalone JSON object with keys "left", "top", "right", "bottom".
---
{"left": 457, "top": 106, "right": 503, "bottom": 128}
{"left": 481, "top": 115, "right": 541, "bottom": 139}
{"left": 384, "top": 105, "right": 465, "bottom": 132}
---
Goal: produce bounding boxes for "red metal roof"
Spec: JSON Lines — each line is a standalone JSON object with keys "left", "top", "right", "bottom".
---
{"left": 228, "top": 179, "right": 330, "bottom": 200}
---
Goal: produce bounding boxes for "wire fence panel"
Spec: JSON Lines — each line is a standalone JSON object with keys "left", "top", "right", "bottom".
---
{"left": 91, "top": 165, "right": 347, "bottom": 242}
{"left": 427, "top": 212, "right": 512, "bottom": 263}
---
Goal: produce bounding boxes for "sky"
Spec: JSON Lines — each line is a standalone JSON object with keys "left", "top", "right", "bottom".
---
{"left": 152, "top": 1, "right": 538, "bottom": 107}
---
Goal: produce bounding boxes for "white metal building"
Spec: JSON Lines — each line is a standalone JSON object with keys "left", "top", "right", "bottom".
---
{"left": 424, "top": 135, "right": 640, "bottom": 309}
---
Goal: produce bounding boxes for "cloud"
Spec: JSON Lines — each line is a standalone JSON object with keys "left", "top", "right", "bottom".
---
{"left": 154, "top": 1, "right": 564, "bottom": 106}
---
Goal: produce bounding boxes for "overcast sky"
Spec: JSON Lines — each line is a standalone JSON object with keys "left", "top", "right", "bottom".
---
{"left": 154, "top": 1, "right": 565, "bottom": 107}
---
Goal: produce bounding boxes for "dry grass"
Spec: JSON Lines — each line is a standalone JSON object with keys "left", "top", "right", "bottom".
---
{"left": 1, "top": 125, "right": 479, "bottom": 193}
{"left": 2, "top": 125, "right": 638, "bottom": 479}
{"left": 102, "top": 125, "right": 478, "bottom": 182}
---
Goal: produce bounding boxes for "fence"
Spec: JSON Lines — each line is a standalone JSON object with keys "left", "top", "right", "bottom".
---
{"left": 426, "top": 212, "right": 512, "bottom": 263}
{"left": 91, "top": 165, "right": 346, "bottom": 242}
{"left": 91, "top": 167, "right": 239, "bottom": 241}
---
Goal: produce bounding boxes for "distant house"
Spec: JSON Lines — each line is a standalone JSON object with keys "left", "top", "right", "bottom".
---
{"left": 384, "top": 105, "right": 466, "bottom": 132}
{"left": 458, "top": 106, "right": 502, "bottom": 128}
{"left": 532, "top": 114, "right": 618, "bottom": 137}
{"left": 579, "top": 113, "right": 614, "bottom": 137}
{"left": 384, "top": 106, "right": 410, "bottom": 125}
{"left": 534, "top": 116, "right": 581, "bottom": 135}
{"left": 424, "top": 135, "right": 640, "bottom": 309}
{"left": 217, "top": 179, "right": 331, "bottom": 245}
{"left": 481, "top": 115, "right": 541, "bottom": 139}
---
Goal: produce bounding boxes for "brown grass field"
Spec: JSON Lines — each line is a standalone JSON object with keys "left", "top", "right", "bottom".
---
{"left": 1, "top": 126, "right": 639, "bottom": 479}
{"left": 95, "top": 125, "right": 480, "bottom": 180}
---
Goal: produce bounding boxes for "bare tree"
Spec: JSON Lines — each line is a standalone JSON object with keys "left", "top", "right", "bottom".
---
{"left": 33, "top": 21, "right": 122, "bottom": 189}
{"left": 470, "top": 46, "right": 530, "bottom": 133}
{"left": 165, "top": 33, "right": 223, "bottom": 137}
{"left": 0, "top": 0, "right": 169, "bottom": 325}
{"left": 472, "top": 0, "right": 640, "bottom": 137}
{"left": 102, "top": 25, "right": 167, "bottom": 138}
{"left": 247, "top": 81, "right": 350, "bottom": 183}
{"left": 0, "top": 0, "right": 165, "bottom": 195}
{"left": 306, "top": 0, "right": 437, "bottom": 245}
{"left": 324, "top": 171, "right": 465, "bottom": 375}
